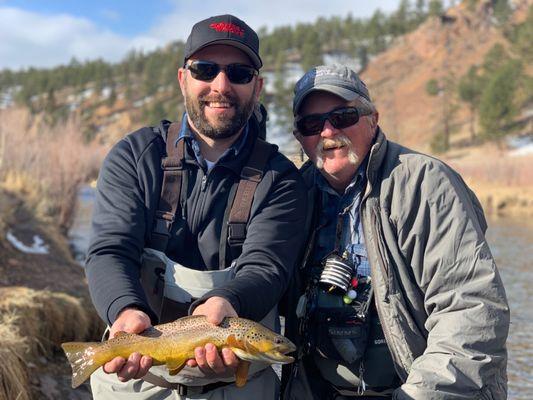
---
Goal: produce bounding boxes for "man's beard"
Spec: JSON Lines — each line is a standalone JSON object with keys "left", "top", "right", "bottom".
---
{"left": 184, "top": 88, "right": 256, "bottom": 140}
{"left": 314, "top": 135, "right": 358, "bottom": 170}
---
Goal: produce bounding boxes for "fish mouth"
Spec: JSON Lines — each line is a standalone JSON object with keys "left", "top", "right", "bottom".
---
{"left": 259, "top": 341, "right": 297, "bottom": 364}
{"left": 237, "top": 340, "right": 297, "bottom": 364}
{"left": 258, "top": 350, "right": 295, "bottom": 364}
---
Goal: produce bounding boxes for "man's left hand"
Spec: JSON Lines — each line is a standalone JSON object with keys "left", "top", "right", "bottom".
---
{"left": 192, "top": 296, "right": 238, "bottom": 324}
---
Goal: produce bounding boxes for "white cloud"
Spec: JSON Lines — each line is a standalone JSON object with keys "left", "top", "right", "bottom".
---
{"left": 0, "top": 7, "right": 132, "bottom": 69}
{"left": 140, "top": 0, "right": 401, "bottom": 48}
{"left": 0, "top": 1, "right": 401, "bottom": 70}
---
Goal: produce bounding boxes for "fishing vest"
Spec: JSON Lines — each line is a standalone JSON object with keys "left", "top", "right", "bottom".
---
{"left": 296, "top": 173, "right": 400, "bottom": 395}
{"left": 139, "top": 119, "right": 279, "bottom": 387}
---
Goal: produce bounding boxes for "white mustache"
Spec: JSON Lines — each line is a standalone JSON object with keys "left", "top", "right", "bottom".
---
{"left": 314, "top": 135, "right": 358, "bottom": 169}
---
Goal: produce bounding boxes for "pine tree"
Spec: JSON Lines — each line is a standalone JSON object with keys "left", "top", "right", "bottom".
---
{"left": 458, "top": 66, "right": 483, "bottom": 141}
{"left": 479, "top": 60, "right": 522, "bottom": 143}
{"left": 428, "top": 0, "right": 443, "bottom": 17}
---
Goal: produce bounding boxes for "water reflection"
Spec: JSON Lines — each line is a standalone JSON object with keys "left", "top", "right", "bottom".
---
{"left": 486, "top": 216, "right": 533, "bottom": 399}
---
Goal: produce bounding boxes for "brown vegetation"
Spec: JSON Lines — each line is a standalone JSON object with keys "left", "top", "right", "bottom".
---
{"left": 0, "top": 288, "right": 102, "bottom": 400}
{"left": 0, "top": 107, "right": 107, "bottom": 234}
{"left": 447, "top": 152, "right": 533, "bottom": 215}
{"left": 0, "top": 189, "right": 103, "bottom": 399}
{"left": 0, "top": 313, "right": 30, "bottom": 400}
{"left": 0, "top": 109, "right": 107, "bottom": 399}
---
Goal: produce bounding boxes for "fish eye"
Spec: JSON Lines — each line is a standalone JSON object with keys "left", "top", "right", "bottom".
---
{"left": 274, "top": 337, "right": 283, "bottom": 344}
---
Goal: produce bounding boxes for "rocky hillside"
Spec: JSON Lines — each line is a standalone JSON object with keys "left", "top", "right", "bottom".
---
{"left": 362, "top": 0, "right": 532, "bottom": 151}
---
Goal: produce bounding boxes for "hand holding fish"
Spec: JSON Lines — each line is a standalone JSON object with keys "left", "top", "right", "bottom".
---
{"left": 187, "top": 296, "right": 240, "bottom": 374}
{"left": 103, "top": 307, "right": 153, "bottom": 381}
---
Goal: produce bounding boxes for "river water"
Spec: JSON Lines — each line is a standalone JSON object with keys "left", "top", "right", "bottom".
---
{"left": 70, "top": 188, "right": 533, "bottom": 398}
{"left": 485, "top": 215, "right": 533, "bottom": 399}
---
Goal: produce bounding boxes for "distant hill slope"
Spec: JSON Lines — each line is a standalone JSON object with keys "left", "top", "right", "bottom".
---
{"left": 362, "top": 0, "right": 532, "bottom": 151}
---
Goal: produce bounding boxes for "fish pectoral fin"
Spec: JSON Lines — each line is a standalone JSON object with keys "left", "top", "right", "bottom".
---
{"left": 226, "top": 334, "right": 241, "bottom": 348}
{"left": 230, "top": 347, "right": 257, "bottom": 362}
{"left": 244, "top": 340, "right": 259, "bottom": 354}
{"left": 166, "top": 360, "right": 186, "bottom": 376}
{"left": 235, "top": 360, "right": 251, "bottom": 387}
{"left": 227, "top": 335, "right": 255, "bottom": 362}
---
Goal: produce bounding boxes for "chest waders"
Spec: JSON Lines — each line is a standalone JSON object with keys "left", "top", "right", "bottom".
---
{"left": 139, "top": 122, "right": 278, "bottom": 388}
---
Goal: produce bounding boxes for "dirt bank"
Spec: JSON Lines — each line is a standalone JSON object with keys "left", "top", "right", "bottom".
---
{"left": 0, "top": 188, "right": 102, "bottom": 400}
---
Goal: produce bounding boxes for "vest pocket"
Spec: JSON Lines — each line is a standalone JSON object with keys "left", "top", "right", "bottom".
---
{"left": 313, "top": 307, "right": 370, "bottom": 364}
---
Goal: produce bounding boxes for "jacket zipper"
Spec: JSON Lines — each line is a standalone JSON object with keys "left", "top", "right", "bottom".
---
{"left": 191, "top": 168, "right": 209, "bottom": 235}
{"left": 361, "top": 202, "right": 408, "bottom": 382}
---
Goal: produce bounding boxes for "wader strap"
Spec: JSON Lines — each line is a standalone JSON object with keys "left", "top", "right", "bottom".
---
{"left": 226, "top": 138, "right": 273, "bottom": 265}
{"left": 151, "top": 122, "right": 185, "bottom": 252}
{"left": 219, "top": 182, "right": 239, "bottom": 269}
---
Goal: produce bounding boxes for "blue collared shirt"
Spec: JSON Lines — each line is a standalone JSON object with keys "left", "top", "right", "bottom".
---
{"left": 312, "top": 162, "right": 370, "bottom": 277}
{"left": 176, "top": 113, "right": 250, "bottom": 170}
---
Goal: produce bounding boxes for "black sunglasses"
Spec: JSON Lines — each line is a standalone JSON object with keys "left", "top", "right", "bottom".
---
{"left": 295, "top": 106, "right": 373, "bottom": 137}
{"left": 184, "top": 60, "right": 258, "bottom": 84}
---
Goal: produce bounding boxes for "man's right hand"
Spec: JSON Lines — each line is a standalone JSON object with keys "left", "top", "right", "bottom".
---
{"left": 103, "top": 307, "right": 153, "bottom": 382}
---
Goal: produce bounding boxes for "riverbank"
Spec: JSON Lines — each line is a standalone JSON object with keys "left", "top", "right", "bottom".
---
{"left": 0, "top": 188, "right": 103, "bottom": 400}
{"left": 446, "top": 151, "right": 533, "bottom": 217}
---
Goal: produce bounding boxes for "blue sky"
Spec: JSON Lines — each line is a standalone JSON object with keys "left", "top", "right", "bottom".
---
{"left": 0, "top": 0, "right": 402, "bottom": 70}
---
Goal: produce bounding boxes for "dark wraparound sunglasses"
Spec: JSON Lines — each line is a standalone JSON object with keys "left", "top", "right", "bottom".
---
{"left": 184, "top": 61, "right": 258, "bottom": 84}
{"left": 295, "top": 106, "right": 373, "bottom": 137}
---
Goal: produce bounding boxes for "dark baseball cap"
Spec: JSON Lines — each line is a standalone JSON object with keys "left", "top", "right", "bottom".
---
{"left": 293, "top": 65, "right": 371, "bottom": 114}
{"left": 184, "top": 14, "right": 262, "bottom": 69}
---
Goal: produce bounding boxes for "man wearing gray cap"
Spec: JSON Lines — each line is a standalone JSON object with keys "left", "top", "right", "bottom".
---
{"left": 282, "top": 65, "right": 509, "bottom": 399}
{"left": 85, "top": 14, "right": 306, "bottom": 399}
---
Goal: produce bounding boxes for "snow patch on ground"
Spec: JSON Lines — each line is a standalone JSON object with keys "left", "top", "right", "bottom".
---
{"left": 7, "top": 230, "right": 49, "bottom": 254}
{"left": 507, "top": 136, "right": 533, "bottom": 157}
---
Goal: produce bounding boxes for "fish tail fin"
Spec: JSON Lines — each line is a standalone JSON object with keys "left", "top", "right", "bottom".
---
{"left": 61, "top": 341, "right": 104, "bottom": 388}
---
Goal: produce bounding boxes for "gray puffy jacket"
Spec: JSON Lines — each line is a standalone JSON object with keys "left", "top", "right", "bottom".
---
{"left": 300, "top": 129, "right": 510, "bottom": 399}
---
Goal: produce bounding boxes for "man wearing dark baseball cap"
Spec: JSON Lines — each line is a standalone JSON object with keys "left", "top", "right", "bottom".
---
{"left": 282, "top": 64, "right": 509, "bottom": 399}
{"left": 87, "top": 14, "right": 306, "bottom": 400}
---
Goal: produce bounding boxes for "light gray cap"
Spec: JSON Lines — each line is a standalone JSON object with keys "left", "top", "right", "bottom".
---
{"left": 293, "top": 64, "right": 371, "bottom": 115}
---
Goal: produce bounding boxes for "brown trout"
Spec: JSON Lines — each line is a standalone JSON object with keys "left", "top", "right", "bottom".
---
{"left": 62, "top": 315, "right": 296, "bottom": 389}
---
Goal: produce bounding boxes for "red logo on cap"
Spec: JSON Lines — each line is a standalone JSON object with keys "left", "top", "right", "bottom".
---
{"left": 209, "top": 22, "right": 244, "bottom": 37}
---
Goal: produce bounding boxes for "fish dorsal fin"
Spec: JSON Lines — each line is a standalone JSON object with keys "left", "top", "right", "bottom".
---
{"left": 235, "top": 360, "right": 251, "bottom": 387}
{"left": 114, "top": 331, "right": 128, "bottom": 338}
{"left": 140, "top": 327, "right": 163, "bottom": 338}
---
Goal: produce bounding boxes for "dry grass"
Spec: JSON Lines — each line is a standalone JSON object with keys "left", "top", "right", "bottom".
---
{"left": 445, "top": 153, "right": 533, "bottom": 215}
{"left": 448, "top": 153, "right": 533, "bottom": 188}
{"left": 0, "top": 108, "right": 107, "bottom": 233}
{"left": 0, "top": 313, "right": 31, "bottom": 400}
{"left": 0, "top": 287, "right": 96, "bottom": 359}
{"left": 0, "top": 287, "right": 102, "bottom": 400}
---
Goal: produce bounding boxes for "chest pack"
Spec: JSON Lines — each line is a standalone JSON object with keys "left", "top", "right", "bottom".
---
{"left": 296, "top": 184, "right": 399, "bottom": 394}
